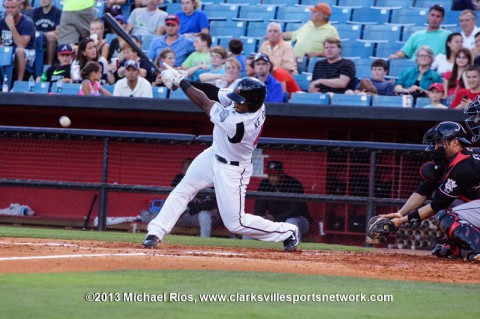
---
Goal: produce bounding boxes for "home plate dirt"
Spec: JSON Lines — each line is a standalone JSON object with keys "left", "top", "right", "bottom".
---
{"left": 0, "top": 237, "right": 477, "bottom": 284}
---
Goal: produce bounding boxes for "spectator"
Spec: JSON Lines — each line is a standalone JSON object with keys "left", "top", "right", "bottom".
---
{"left": 309, "top": 37, "right": 356, "bottom": 94}
{"left": 78, "top": 61, "right": 111, "bottom": 96}
{"left": 90, "top": 19, "right": 109, "bottom": 61}
{"left": 127, "top": 0, "right": 167, "bottom": 37}
{"left": 152, "top": 48, "right": 175, "bottom": 87}
{"left": 251, "top": 53, "right": 284, "bottom": 103}
{"left": 38, "top": 44, "right": 73, "bottom": 84}
{"left": 470, "top": 31, "right": 480, "bottom": 59}
{"left": 147, "top": 14, "right": 195, "bottom": 67}
{"left": 354, "top": 59, "right": 394, "bottom": 96}
{"left": 71, "top": 37, "right": 113, "bottom": 84}
{"left": 171, "top": 158, "right": 220, "bottom": 238}
{"left": 113, "top": 60, "right": 153, "bottom": 98}
{"left": 450, "top": 65, "right": 480, "bottom": 109}
{"left": 110, "top": 38, "right": 154, "bottom": 83}
{"left": 459, "top": 10, "right": 480, "bottom": 49}
{"left": 107, "top": 15, "right": 128, "bottom": 61}
{"left": 199, "top": 46, "right": 228, "bottom": 85}
{"left": 259, "top": 22, "right": 297, "bottom": 74}
{"left": 30, "top": 0, "right": 62, "bottom": 66}
{"left": 57, "top": 0, "right": 95, "bottom": 45}
{"left": 220, "top": 57, "right": 242, "bottom": 89}
{"left": 453, "top": 0, "right": 476, "bottom": 10}
{"left": 443, "top": 48, "right": 472, "bottom": 98}
{"left": 175, "top": 0, "right": 209, "bottom": 37}
{"left": 389, "top": 5, "right": 451, "bottom": 60}
{"left": 228, "top": 38, "right": 246, "bottom": 73}
{"left": 282, "top": 3, "right": 339, "bottom": 58}
{"left": 245, "top": 55, "right": 255, "bottom": 76}
{"left": 19, "top": 0, "right": 32, "bottom": 17}
{"left": 0, "top": 0, "right": 36, "bottom": 81}
{"left": 432, "top": 32, "right": 463, "bottom": 76}
{"left": 423, "top": 83, "right": 448, "bottom": 109}
{"left": 181, "top": 32, "right": 211, "bottom": 81}
{"left": 393, "top": 46, "right": 443, "bottom": 98}
{"left": 253, "top": 160, "right": 312, "bottom": 241}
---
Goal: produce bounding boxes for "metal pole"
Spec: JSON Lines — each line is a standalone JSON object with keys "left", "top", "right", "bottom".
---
{"left": 97, "top": 137, "right": 109, "bottom": 231}
{"left": 366, "top": 151, "right": 376, "bottom": 230}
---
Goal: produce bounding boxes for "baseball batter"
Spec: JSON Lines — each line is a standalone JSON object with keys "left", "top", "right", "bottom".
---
{"left": 143, "top": 74, "right": 299, "bottom": 251}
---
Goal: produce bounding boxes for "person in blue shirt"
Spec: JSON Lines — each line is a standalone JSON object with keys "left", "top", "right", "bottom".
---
{"left": 31, "top": 0, "right": 62, "bottom": 65}
{"left": 147, "top": 14, "right": 194, "bottom": 67}
{"left": 175, "top": 0, "right": 209, "bottom": 37}
{"left": 251, "top": 53, "right": 285, "bottom": 103}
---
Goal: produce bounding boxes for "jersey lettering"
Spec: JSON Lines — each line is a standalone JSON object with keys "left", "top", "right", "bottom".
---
{"left": 227, "top": 122, "right": 245, "bottom": 144}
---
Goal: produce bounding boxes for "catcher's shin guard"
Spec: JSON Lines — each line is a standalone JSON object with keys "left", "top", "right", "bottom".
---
{"left": 435, "top": 210, "right": 480, "bottom": 253}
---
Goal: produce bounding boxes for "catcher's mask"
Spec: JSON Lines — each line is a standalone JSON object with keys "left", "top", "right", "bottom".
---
{"left": 422, "top": 121, "right": 471, "bottom": 166}
{"left": 227, "top": 77, "right": 266, "bottom": 112}
{"left": 465, "top": 96, "right": 480, "bottom": 142}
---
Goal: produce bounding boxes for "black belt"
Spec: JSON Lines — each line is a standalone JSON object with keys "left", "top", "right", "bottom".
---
{"left": 216, "top": 155, "right": 239, "bottom": 166}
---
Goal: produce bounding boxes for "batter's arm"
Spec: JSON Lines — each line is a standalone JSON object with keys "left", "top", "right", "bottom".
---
{"left": 180, "top": 79, "right": 215, "bottom": 115}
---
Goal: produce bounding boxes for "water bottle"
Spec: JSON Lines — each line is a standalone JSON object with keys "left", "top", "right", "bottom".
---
{"left": 56, "top": 78, "right": 63, "bottom": 93}
{"left": 2, "top": 75, "right": 8, "bottom": 92}
{"left": 28, "top": 76, "right": 35, "bottom": 92}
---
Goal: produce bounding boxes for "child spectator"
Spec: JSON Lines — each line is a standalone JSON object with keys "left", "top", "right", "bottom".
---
{"left": 153, "top": 48, "right": 176, "bottom": 87}
{"left": 78, "top": 61, "right": 111, "bottom": 96}
{"left": 38, "top": 44, "right": 74, "bottom": 84}
{"left": 228, "top": 38, "right": 246, "bottom": 73}
{"left": 90, "top": 18, "right": 109, "bottom": 60}
{"left": 423, "top": 83, "right": 448, "bottom": 109}
{"left": 181, "top": 32, "right": 212, "bottom": 81}
{"left": 199, "top": 46, "right": 228, "bottom": 85}
{"left": 355, "top": 59, "right": 394, "bottom": 96}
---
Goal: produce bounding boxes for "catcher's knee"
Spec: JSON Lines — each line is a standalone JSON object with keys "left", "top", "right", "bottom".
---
{"left": 435, "top": 210, "right": 480, "bottom": 252}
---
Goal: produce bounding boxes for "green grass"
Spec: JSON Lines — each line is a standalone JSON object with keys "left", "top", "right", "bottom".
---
{"left": 1, "top": 226, "right": 478, "bottom": 319}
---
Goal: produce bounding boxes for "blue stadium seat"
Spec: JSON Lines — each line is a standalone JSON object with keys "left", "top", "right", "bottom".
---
{"left": 217, "top": 36, "right": 233, "bottom": 49}
{"left": 371, "top": 95, "right": 403, "bottom": 107}
{"left": 292, "top": 73, "right": 312, "bottom": 92}
{"left": 362, "top": 24, "right": 402, "bottom": 42}
{"left": 354, "top": 58, "right": 374, "bottom": 79}
{"left": 26, "top": 31, "right": 45, "bottom": 78}
{"left": 401, "top": 25, "right": 424, "bottom": 42}
{"left": 390, "top": 8, "right": 428, "bottom": 26}
{"left": 388, "top": 59, "right": 416, "bottom": 78}
{"left": 290, "top": 92, "right": 330, "bottom": 105}
{"left": 165, "top": 3, "right": 182, "bottom": 14}
{"left": 11, "top": 80, "right": 49, "bottom": 94}
{"left": 331, "top": 93, "right": 371, "bottom": 106}
{"left": 240, "top": 37, "right": 258, "bottom": 55}
{"left": 414, "top": 97, "right": 431, "bottom": 108}
{"left": 54, "top": 0, "right": 64, "bottom": 10}
{"left": 341, "top": 40, "right": 375, "bottom": 59}
{"left": 375, "top": 0, "right": 413, "bottom": 8}
{"left": 94, "top": 0, "right": 105, "bottom": 19}
{"left": 225, "top": 0, "right": 257, "bottom": 4}
{"left": 337, "top": 0, "right": 375, "bottom": 7}
{"left": 301, "top": 0, "right": 337, "bottom": 6}
{"left": 236, "top": 5, "right": 277, "bottom": 23}
{"left": 210, "top": 20, "right": 247, "bottom": 37}
{"left": 443, "top": 10, "right": 462, "bottom": 26}
{"left": 121, "top": 3, "right": 132, "bottom": 19}
{"left": 284, "top": 22, "right": 303, "bottom": 32}
{"left": 307, "top": 57, "right": 325, "bottom": 74}
{"left": 374, "top": 41, "right": 405, "bottom": 58}
{"left": 203, "top": 4, "right": 241, "bottom": 21}
{"left": 169, "top": 89, "right": 189, "bottom": 100}
{"left": 102, "top": 85, "right": 114, "bottom": 95}
{"left": 51, "top": 82, "right": 81, "bottom": 95}
{"left": 296, "top": 57, "right": 308, "bottom": 73}
{"left": 330, "top": 6, "right": 353, "bottom": 24}
{"left": 262, "top": 0, "right": 298, "bottom": 5}
{"left": 275, "top": 6, "right": 311, "bottom": 23}
{"left": 141, "top": 34, "right": 156, "bottom": 51}
{"left": 152, "top": 86, "right": 168, "bottom": 99}
{"left": 0, "top": 46, "right": 14, "bottom": 90}
{"left": 349, "top": 7, "right": 391, "bottom": 25}
{"left": 245, "top": 23, "right": 267, "bottom": 38}
{"left": 336, "top": 24, "right": 362, "bottom": 41}
{"left": 105, "top": 33, "right": 116, "bottom": 45}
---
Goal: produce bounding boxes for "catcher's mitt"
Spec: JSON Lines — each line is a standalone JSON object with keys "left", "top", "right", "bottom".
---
{"left": 365, "top": 216, "right": 397, "bottom": 245}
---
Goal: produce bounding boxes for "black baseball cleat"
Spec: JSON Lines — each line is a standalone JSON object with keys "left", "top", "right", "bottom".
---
{"left": 283, "top": 228, "right": 299, "bottom": 252}
{"left": 143, "top": 234, "right": 160, "bottom": 248}
{"left": 466, "top": 252, "right": 480, "bottom": 263}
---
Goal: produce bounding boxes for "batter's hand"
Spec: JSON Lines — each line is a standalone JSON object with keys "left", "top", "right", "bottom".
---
{"left": 160, "top": 68, "right": 187, "bottom": 91}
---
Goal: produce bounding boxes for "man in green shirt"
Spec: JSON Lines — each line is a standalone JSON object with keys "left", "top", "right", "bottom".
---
{"left": 57, "top": 0, "right": 95, "bottom": 45}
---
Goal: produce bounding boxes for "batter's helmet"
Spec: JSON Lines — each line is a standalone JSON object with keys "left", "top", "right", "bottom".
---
{"left": 465, "top": 96, "right": 480, "bottom": 142}
{"left": 227, "top": 77, "right": 266, "bottom": 112}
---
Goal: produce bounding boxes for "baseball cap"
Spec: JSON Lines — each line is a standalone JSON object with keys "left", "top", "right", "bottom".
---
{"left": 114, "top": 15, "right": 127, "bottom": 24}
{"left": 253, "top": 53, "right": 271, "bottom": 64}
{"left": 309, "top": 3, "right": 332, "bottom": 17}
{"left": 266, "top": 161, "right": 284, "bottom": 175}
{"left": 124, "top": 60, "right": 140, "bottom": 70}
{"left": 429, "top": 83, "right": 445, "bottom": 93}
{"left": 165, "top": 14, "right": 180, "bottom": 26}
{"left": 56, "top": 44, "right": 73, "bottom": 55}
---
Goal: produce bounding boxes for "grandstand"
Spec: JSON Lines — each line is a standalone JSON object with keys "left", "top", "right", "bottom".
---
{"left": 0, "top": 0, "right": 463, "bottom": 107}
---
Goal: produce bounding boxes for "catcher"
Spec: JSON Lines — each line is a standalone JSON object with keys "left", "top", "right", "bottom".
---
{"left": 366, "top": 118, "right": 480, "bottom": 263}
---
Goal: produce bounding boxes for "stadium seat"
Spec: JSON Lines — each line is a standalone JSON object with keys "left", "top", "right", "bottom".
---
{"left": 152, "top": 86, "right": 168, "bottom": 99}
{"left": 210, "top": 20, "right": 247, "bottom": 37}
{"left": 307, "top": 57, "right": 325, "bottom": 74}
{"left": 301, "top": 0, "right": 337, "bottom": 6}
{"left": 362, "top": 24, "right": 402, "bottom": 42}
{"left": 374, "top": 42, "right": 405, "bottom": 58}
{"left": 296, "top": 57, "right": 308, "bottom": 74}
{"left": 388, "top": 59, "right": 416, "bottom": 78}
{"left": 401, "top": 25, "right": 424, "bottom": 42}
{"left": 141, "top": 34, "right": 156, "bottom": 51}
{"left": 262, "top": 0, "right": 297, "bottom": 5}
{"left": 94, "top": 0, "right": 105, "bottom": 19}
{"left": 240, "top": 37, "right": 258, "bottom": 56}
{"left": 443, "top": 10, "right": 461, "bottom": 26}
{"left": 354, "top": 58, "right": 374, "bottom": 79}
{"left": 105, "top": 33, "right": 116, "bottom": 45}
{"left": 290, "top": 92, "right": 330, "bottom": 105}
{"left": 275, "top": 6, "right": 311, "bottom": 23}
{"left": 54, "top": 0, "right": 64, "bottom": 10}
{"left": 341, "top": 40, "right": 375, "bottom": 59}
{"left": 102, "top": 85, "right": 115, "bottom": 95}
{"left": 245, "top": 23, "right": 267, "bottom": 38}
{"left": 0, "top": 46, "right": 13, "bottom": 90}
{"left": 337, "top": 0, "right": 375, "bottom": 7}
{"left": 390, "top": 8, "right": 428, "bottom": 26}
{"left": 330, "top": 6, "right": 353, "bottom": 24}
{"left": 236, "top": 5, "right": 277, "bottom": 23}
{"left": 203, "top": 4, "right": 241, "bottom": 21}
{"left": 415, "top": 97, "right": 431, "bottom": 108}
{"left": 349, "top": 7, "right": 391, "bottom": 25}
{"left": 336, "top": 23, "right": 362, "bottom": 41}
{"left": 50, "top": 82, "right": 81, "bottom": 95}
{"left": 169, "top": 89, "right": 189, "bottom": 100}
{"left": 225, "top": 0, "right": 257, "bottom": 4}
{"left": 11, "top": 80, "right": 49, "bottom": 94}
{"left": 165, "top": 3, "right": 182, "bottom": 14}
{"left": 375, "top": 0, "right": 413, "bottom": 8}
{"left": 292, "top": 73, "right": 312, "bottom": 92}
{"left": 371, "top": 95, "right": 403, "bottom": 107}
{"left": 26, "top": 31, "right": 45, "bottom": 78}
{"left": 331, "top": 94, "right": 371, "bottom": 106}
{"left": 284, "top": 22, "right": 303, "bottom": 32}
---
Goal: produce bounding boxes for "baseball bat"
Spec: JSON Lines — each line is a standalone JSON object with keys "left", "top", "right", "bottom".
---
{"left": 83, "top": 193, "right": 98, "bottom": 230}
{"left": 103, "top": 13, "right": 161, "bottom": 74}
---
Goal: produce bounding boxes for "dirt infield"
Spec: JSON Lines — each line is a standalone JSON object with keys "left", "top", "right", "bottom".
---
{"left": 0, "top": 237, "right": 477, "bottom": 284}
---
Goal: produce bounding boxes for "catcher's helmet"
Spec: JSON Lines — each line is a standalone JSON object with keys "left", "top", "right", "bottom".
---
{"left": 422, "top": 121, "right": 470, "bottom": 150}
{"left": 227, "top": 77, "right": 266, "bottom": 112}
{"left": 464, "top": 96, "right": 480, "bottom": 142}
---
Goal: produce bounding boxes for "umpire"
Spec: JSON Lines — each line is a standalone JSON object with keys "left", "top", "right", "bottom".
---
{"left": 254, "top": 161, "right": 312, "bottom": 239}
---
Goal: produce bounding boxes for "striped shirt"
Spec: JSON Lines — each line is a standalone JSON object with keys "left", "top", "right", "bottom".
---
{"left": 312, "top": 58, "right": 356, "bottom": 93}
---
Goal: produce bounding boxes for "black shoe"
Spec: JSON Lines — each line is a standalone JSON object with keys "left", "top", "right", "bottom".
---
{"left": 143, "top": 234, "right": 160, "bottom": 248}
{"left": 283, "top": 228, "right": 299, "bottom": 252}
{"left": 466, "top": 252, "right": 480, "bottom": 263}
